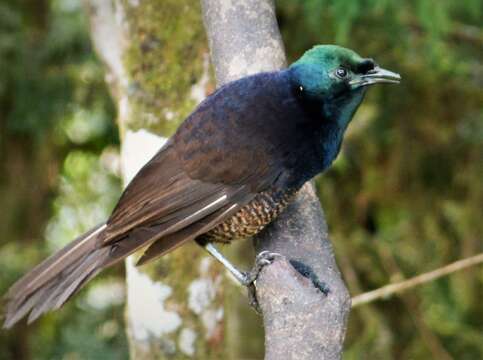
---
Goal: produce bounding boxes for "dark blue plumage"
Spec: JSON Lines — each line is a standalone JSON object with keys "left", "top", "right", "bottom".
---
{"left": 177, "top": 69, "right": 356, "bottom": 193}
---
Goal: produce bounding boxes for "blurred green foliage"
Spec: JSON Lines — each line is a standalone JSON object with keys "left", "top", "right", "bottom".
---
{"left": 0, "top": 0, "right": 125, "bottom": 359}
{"left": 0, "top": 0, "right": 481, "bottom": 359}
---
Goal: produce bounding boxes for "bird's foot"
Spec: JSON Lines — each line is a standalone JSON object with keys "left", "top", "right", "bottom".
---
{"left": 242, "top": 251, "right": 282, "bottom": 314}
{"left": 240, "top": 250, "right": 282, "bottom": 285}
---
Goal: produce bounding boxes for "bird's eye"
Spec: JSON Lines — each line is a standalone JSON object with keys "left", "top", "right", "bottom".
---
{"left": 335, "top": 67, "right": 348, "bottom": 78}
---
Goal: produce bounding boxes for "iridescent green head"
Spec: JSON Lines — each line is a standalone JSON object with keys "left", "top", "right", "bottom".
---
{"left": 289, "top": 45, "right": 400, "bottom": 127}
{"left": 290, "top": 45, "right": 400, "bottom": 95}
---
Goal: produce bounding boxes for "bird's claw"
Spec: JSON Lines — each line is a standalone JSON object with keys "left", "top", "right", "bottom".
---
{"left": 240, "top": 250, "right": 282, "bottom": 286}
{"left": 247, "top": 283, "right": 261, "bottom": 314}
{"left": 242, "top": 250, "right": 282, "bottom": 314}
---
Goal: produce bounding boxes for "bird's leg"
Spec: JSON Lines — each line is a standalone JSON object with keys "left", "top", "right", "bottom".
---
{"left": 202, "top": 243, "right": 281, "bottom": 285}
{"left": 202, "top": 243, "right": 249, "bottom": 284}
{"left": 200, "top": 243, "right": 281, "bottom": 286}
{"left": 200, "top": 242, "right": 281, "bottom": 312}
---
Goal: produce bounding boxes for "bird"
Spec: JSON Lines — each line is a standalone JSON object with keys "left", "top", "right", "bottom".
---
{"left": 3, "top": 45, "right": 400, "bottom": 328}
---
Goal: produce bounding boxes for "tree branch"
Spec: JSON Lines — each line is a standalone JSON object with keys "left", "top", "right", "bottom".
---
{"left": 201, "top": 1, "right": 351, "bottom": 359}
{"left": 352, "top": 252, "right": 483, "bottom": 307}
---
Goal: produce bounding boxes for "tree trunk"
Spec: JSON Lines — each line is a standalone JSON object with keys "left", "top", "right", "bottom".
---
{"left": 85, "top": 1, "right": 231, "bottom": 358}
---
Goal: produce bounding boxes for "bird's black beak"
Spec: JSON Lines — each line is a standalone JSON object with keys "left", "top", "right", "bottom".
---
{"left": 349, "top": 66, "right": 401, "bottom": 89}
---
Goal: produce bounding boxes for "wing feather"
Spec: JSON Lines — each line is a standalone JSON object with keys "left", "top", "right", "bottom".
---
{"left": 136, "top": 194, "right": 252, "bottom": 266}
{"left": 100, "top": 142, "right": 251, "bottom": 247}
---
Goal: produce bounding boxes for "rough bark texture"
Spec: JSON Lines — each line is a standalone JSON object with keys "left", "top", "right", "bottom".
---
{"left": 86, "top": 1, "right": 230, "bottom": 359}
{"left": 201, "top": 1, "right": 351, "bottom": 359}
{"left": 201, "top": 0, "right": 286, "bottom": 85}
{"left": 255, "top": 184, "right": 351, "bottom": 359}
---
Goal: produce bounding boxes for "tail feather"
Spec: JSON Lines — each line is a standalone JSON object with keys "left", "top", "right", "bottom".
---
{"left": 26, "top": 250, "right": 107, "bottom": 325}
{"left": 3, "top": 224, "right": 109, "bottom": 329}
{"left": 3, "top": 286, "right": 49, "bottom": 328}
{"left": 6, "top": 224, "right": 106, "bottom": 301}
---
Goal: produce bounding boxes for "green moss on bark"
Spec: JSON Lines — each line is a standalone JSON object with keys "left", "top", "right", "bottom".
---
{"left": 121, "top": 0, "right": 208, "bottom": 136}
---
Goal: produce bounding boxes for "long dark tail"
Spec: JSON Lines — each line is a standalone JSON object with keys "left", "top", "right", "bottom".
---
{"left": 3, "top": 224, "right": 111, "bottom": 328}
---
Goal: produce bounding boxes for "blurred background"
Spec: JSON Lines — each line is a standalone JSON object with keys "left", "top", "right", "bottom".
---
{"left": 0, "top": 0, "right": 481, "bottom": 359}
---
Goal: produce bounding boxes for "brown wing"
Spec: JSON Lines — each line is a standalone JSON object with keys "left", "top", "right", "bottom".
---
{"left": 136, "top": 202, "right": 242, "bottom": 266}
{"left": 95, "top": 141, "right": 255, "bottom": 262}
